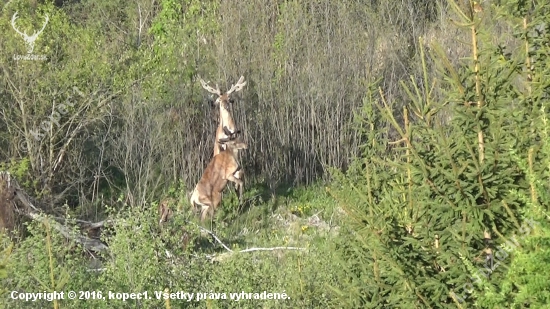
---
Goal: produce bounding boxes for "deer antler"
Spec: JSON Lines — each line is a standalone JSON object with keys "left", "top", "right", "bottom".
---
{"left": 226, "top": 76, "right": 247, "bottom": 95}
{"left": 199, "top": 77, "right": 221, "bottom": 96}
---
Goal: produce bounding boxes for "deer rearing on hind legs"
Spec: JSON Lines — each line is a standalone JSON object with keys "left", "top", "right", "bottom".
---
{"left": 189, "top": 137, "right": 248, "bottom": 222}
{"left": 199, "top": 76, "right": 247, "bottom": 198}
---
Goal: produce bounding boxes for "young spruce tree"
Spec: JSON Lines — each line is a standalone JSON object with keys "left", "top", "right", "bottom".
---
{"left": 328, "top": 0, "right": 549, "bottom": 307}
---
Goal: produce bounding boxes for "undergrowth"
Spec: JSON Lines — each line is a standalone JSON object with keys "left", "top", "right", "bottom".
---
{"left": 0, "top": 183, "right": 343, "bottom": 308}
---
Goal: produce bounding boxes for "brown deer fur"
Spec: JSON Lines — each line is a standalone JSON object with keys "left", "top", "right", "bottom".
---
{"left": 190, "top": 138, "right": 247, "bottom": 221}
{"left": 199, "top": 76, "right": 246, "bottom": 155}
{"left": 199, "top": 76, "right": 247, "bottom": 198}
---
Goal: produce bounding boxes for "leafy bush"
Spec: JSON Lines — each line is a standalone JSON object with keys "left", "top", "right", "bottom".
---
{"left": 1, "top": 184, "right": 343, "bottom": 308}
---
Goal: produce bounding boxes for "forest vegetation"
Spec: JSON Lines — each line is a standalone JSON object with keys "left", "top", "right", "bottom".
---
{"left": 1, "top": 0, "right": 550, "bottom": 308}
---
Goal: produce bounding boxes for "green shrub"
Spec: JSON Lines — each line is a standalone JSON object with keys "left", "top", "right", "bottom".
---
{"left": 327, "top": 1, "right": 550, "bottom": 307}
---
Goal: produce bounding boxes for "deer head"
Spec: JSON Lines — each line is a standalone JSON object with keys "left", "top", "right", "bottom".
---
{"left": 199, "top": 76, "right": 247, "bottom": 157}
{"left": 199, "top": 76, "right": 246, "bottom": 111}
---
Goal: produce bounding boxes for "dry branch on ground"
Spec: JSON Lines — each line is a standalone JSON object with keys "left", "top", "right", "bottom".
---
{"left": 0, "top": 171, "right": 109, "bottom": 252}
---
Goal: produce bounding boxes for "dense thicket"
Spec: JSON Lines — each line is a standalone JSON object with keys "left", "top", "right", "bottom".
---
{"left": 0, "top": 0, "right": 459, "bottom": 209}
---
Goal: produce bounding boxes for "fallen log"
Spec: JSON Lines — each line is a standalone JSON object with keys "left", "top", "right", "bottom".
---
{"left": 0, "top": 171, "right": 109, "bottom": 252}
{"left": 25, "top": 212, "right": 109, "bottom": 252}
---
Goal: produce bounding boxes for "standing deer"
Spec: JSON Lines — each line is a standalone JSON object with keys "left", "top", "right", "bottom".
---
{"left": 190, "top": 137, "right": 248, "bottom": 222}
{"left": 199, "top": 76, "right": 247, "bottom": 198}
{"left": 199, "top": 76, "right": 247, "bottom": 155}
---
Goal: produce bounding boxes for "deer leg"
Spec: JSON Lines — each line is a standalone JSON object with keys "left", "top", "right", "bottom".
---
{"left": 189, "top": 188, "right": 201, "bottom": 214}
{"left": 227, "top": 167, "right": 244, "bottom": 201}
{"left": 193, "top": 200, "right": 211, "bottom": 222}
{"left": 190, "top": 189, "right": 213, "bottom": 222}
{"left": 233, "top": 168, "right": 244, "bottom": 200}
{"left": 222, "top": 126, "right": 241, "bottom": 137}
{"left": 211, "top": 191, "right": 222, "bottom": 218}
{"left": 222, "top": 126, "right": 233, "bottom": 136}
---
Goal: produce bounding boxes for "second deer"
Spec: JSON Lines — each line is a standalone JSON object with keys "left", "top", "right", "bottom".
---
{"left": 189, "top": 137, "right": 248, "bottom": 222}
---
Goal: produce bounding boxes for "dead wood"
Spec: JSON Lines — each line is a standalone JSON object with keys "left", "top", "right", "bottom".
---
{"left": 0, "top": 171, "right": 110, "bottom": 252}
{"left": 0, "top": 172, "right": 17, "bottom": 233}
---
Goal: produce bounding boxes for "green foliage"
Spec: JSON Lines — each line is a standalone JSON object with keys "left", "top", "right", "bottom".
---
{"left": 472, "top": 3, "right": 550, "bottom": 306}
{"left": 1, "top": 187, "right": 342, "bottom": 308}
{"left": 1, "top": 218, "right": 82, "bottom": 308}
{"left": 96, "top": 205, "right": 181, "bottom": 308}
{"left": 0, "top": 236, "right": 12, "bottom": 300}
{"left": 1, "top": 0, "right": 125, "bottom": 202}
{"left": 328, "top": 0, "right": 550, "bottom": 307}
{"left": 2, "top": 0, "right": 550, "bottom": 308}
{"left": 0, "top": 235, "right": 13, "bottom": 282}
{"left": 145, "top": 0, "right": 220, "bottom": 91}
{"left": 0, "top": 158, "right": 33, "bottom": 188}
{"left": 476, "top": 110, "right": 550, "bottom": 308}
{"left": 286, "top": 184, "right": 330, "bottom": 217}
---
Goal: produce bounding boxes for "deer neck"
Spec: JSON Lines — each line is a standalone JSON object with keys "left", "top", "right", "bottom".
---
{"left": 218, "top": 105, "right": 234, "bottom": 131}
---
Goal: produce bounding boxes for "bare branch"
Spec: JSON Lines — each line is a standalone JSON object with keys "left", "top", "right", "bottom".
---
{"left": 209, "top": 246, "right": 307, "bottom": 263}
{"left": 191, "top": 222, "right": 233, "bottom": 252}
{"left": 238, "top": 247, "right": 306, "bottom": 253}
{"left": 187, "top": 221, "right": 306, "bottom": 262}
